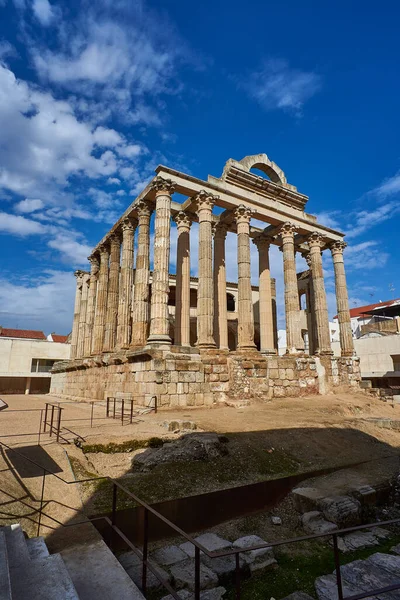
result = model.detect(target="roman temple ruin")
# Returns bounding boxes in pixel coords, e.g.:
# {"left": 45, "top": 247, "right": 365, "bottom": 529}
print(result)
{"left": 51, "top": 154, "right": 360, "bottom": 405}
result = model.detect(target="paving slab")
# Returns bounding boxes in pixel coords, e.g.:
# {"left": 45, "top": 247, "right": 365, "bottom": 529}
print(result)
{"left": 232, "top": 535, "right": 275, "bottom": 567}
{"left": 119, "top": 550, "right": 170, "bottom": 590}
{"left": 337, "top": 531, "right": 380, "bottom": 553}
{"left": 302, "top": 511, "right": 337, "bottom": 535}
{"left": 152, "top": 545, "right": 188, "bottom": 567}
{"left": 180, "top": 534, "right": 231, "bottom": 558}
{"left": 170, "top": 559, "right": 218, "bottom": 591}
{"left": 315, "top": 573, "right": 374, "bottom": 600}
{"left": 339, "top": 559, "right": 399, "bottom": 600}
{"left": 366, "top": 552, "right": 400, "bottom": 578}
{"left": 292, "top": 488, "right": 324, "bottom": 513}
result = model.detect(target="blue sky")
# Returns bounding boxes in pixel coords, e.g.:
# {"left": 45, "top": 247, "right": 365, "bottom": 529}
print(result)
{"left": 0, "top": 0, "right": 399, "bottom": 335}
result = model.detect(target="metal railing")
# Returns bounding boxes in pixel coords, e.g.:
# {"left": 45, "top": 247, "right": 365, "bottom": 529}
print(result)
{"left": 106, "top": 396, "right": 157, "bottom": 425}
{"left": 1, "top": 438, "right": 400, "bottom": 600}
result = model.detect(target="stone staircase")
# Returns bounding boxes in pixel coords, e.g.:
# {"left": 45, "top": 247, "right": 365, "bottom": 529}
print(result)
{"left": 0, "top": 523, "right": 145, "bottom": 600}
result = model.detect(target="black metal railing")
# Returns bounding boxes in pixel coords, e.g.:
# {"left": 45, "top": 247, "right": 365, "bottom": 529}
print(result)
{"left": 1, "top": 438, "right": 400, "bottom": 600}
{"left": 106, "top": 396, "right": 157, "bottom": 425}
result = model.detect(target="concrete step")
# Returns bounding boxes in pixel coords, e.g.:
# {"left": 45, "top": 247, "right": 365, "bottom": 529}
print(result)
{"left": 1, "top": 524, "right": 30, "bottom": 569}
{"left": 0, "top": 530, "right": 11, "bottom": 600}
{"left": 27, "top": 536, "right": 50, "bottom": 560}
{"left": 10, "top": 554, "right": 79, "bottom": 600}
{"left": 61, "top": 538, "right": 145, "bottom": 600}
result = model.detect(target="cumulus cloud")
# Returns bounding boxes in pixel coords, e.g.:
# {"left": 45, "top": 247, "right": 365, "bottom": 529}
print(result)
{"left": 0, "top": 212, "right": 47, "bottom": 235}
{"left": 15, "top": 198, "right": 44, "bottom": 213}
{"left": 244, "top": 59, "right": 321, "bottom": 114}
{"left": 32, "top": 0, "right": 56, "bottom": 25}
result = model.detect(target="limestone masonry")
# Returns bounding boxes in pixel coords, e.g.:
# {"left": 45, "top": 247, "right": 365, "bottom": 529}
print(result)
{"left": 51, "top": 153, "right": 360, "bottom": 405}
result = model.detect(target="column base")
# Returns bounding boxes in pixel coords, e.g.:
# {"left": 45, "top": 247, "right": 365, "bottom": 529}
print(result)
{"left": 341, "top": 351, "right": 356, "bottom": 357}
{"left": 237, "top": 344, "right": 257, "bottom": 351}
{"left": 260, "top": 348, "right": 277, "bottom": 355}
{"left": 316, "top": 350, "right": 334, "bottom": 356}
{"left": 147, "top": 334, "right": 171, "bottom": 347}
{"left": 197, "top": 343, "right": 216, "bottom": 349}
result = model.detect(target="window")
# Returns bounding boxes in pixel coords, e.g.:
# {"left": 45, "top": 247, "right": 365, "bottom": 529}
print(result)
{"left": 227, "top": 293, "right": 235, "bottom": 311}
{"left": 31, "top": 359, "right": 57, "bottom": 373}
{"left": 391, "top": 355, "right": 400, "bottom": 371}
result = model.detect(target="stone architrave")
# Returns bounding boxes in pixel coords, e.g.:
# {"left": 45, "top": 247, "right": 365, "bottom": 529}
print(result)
{"left": 76, "top": 272, "right": 90, "bottom": 358}
{"left": 92, "top": 245, "right": 109, "bottom": 354}
{"left": 195, "top": 191, "right": 217, "bottom": 348}
{"left": 84, "top": 255, "right": 99, "bottom": 357}
{"left": 279, "top": 222, "right": 304, "bottom": 353}
{"left": 70, "top": 270, "right": 84, "bottom": 359}
{"left": 253, "top": 235, "right": 276, "bottom": 354}
{"left": 234, "top": 205, "right": 256, "bottom": 350}
{"left": 213, "top": 223, "right": 229, "bottom": 350}
{"left": 103, "top": 234, "right": 121, "bottom": 352}
{"left": 173, "top": 211, "right": 192, "bottom": 346}
{"left": 330, "top": 241, "right": 354, "bottom": 356}
{"left": 306, "top": 232, "right": 332, "bottom": 354}
{"left": 131, "top": 200, "right": 152, "bottom": 347}
{"left": 147, "top": 177, "right": 175, "bottom": 346}
{"left": 117, "top": 218, "right": 137, "bottom": 349}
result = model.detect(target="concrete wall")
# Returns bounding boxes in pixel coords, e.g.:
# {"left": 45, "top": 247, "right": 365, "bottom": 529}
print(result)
{"left": 332, "top": 333, "right": 400, "bottom": 376}
{"left": 0, "top": 338, "right": 71, "bottom": 375}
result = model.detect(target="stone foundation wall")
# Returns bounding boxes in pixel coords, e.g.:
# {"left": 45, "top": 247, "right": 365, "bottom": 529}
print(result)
{"left": 50, "top": 347, "right": 361, "bottom": 406}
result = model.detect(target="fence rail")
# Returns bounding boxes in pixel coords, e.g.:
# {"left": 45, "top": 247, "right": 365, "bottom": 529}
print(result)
{"left": 1, "top": 438, "right": 400, "bottom": 600}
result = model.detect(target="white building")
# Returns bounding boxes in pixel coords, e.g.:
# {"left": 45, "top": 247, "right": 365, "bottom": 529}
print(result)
{"left": 333, "top": 298, "right": 400, "bottom": 339}
{"left": 0, "top": 328, "right": 70, "bottom": 394}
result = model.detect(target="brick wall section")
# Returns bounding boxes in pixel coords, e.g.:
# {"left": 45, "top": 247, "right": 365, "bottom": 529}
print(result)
{"left": 50, "top": 348, "right": 361, "bottom": 405}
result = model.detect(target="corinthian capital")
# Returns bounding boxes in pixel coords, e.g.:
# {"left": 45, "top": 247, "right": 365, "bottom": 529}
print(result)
{"left": 173, "top": 211, "right": 193, "bottom": 229}
{"left": 214, "top": 222, "right": 229, "bottom": 240}
{"left": 253, "top": 234, "right": 273, "bottom": 251}
{"left": 88, "top": 255, "right": 100, "bottom": 275}
{"left": 279, "top": 221, "right": 298, "bottom": 239}
{"left": 329, "top": 240, "right": 347, "bottom": 256}
{"left": 306, "top": 231, "right": 325, "bottom": 249}
{"left": 121, "top": 217, "right": 138, "bottom": 233}
{"left": 234, "top": 204, "right": 254, "bottom": 224}
{"left": 151, "top": 176, "right": 176, "bottom": 195}
{"left": 108, "top": 233, "right": 121, "bottom": 248}
{"left": 74, "top": 270, "right": 85, "bottom": 286}
{"left": 301, "top": 252, "right": 312, "bottom": 267}
{"left": 195, "top": 190, "right": 218, "bottom": 212}
{"left": 135, "top": 199, "right": 153, "bottom": 220}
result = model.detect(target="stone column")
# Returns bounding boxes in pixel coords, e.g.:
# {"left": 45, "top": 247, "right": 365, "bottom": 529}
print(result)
{"left": 70, "top": 270, "right": 84, "bottom": 359}
{"left": 173, "top": 211, "right": 192, "bottom": 346}
{"left": 103, "top": 234, "right": 121, "bottom": 352}
{"left": 85, "top": 255, "right": 99, "bottom": 356}
{"left": 148, "top": 177, "right": 175, "bottom": 346}
{"left": 302, "top": 252, "right": 317, "bottom": 355}
{"left": 76, "top": 272, "right": 90, "bottom": 358}
{"left": 131, "top": 201, "right": 152, "bottom": 347}
{"left": 92, "top": 245, "right": 109, "bottom": 354}
{"left": 330, "top": 240, "right": 354, "bottom": 356}
{"left": 117, "top": 218, "right": 137, "bottom": 349}
{"left": 196, "top": 190, "right": 217, "bottom": 348}
{"left": 306, "top": 232, "right": 332, "bottom": 354}
{"left": 280, "top": 222, "right": 304, "bottom": 353}
{"left": 253, "top": 235, "right": 276, "bottom": 354}
{"left": 213, "top": 223, "right": 229, "bottom": 349}
{"left": 234, "top": 205, "right": 256, "bottom": 350}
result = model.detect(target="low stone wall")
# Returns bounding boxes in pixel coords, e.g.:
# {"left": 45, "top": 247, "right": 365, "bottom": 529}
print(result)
{"left": 50, "top": 347, "right": 361, "bottom": 406}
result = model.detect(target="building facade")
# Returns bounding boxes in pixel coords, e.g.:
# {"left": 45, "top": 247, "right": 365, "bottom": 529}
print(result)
{"left": 51, "top": 154, "right": 360, "bottom": 405}
{"left": 0, "top": 328, "right": 70, "bottom": 394}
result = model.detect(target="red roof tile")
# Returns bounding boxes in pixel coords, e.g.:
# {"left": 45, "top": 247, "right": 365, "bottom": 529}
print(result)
{"left": 0, "top": 328, "right": 46, "bottom": 340}
{"left": 334, "top": 298, "right": 400, "bottom": 320}
{"left": 51, "top": 334, "right": 69, "bottom": 343}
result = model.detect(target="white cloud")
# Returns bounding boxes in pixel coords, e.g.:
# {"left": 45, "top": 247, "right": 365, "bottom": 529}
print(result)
{"left": 0, "top": 212, "right": 47, "bottom": 235}
{"left": 0, "top": 270, "right": 75, "bottom": 333}
{"left": 47, "top": 232, "right": 92, "bottom": 265}
{"left": 245, "top": 59, "right": 321, "bottom": 114}
{"left": 32, "top": 0, "right": 55, "bottom": 26}
{"left": 374, "top": 173, "right": 400, "bottom": 198}
{"left": 107, "top": 177, "right": 121, "bottom": 185}
{"left": 15, "top": 198, "right": 44, "bottom": 213}
{"left": 345, "top": 241, "right": 389, "bottom": 270}
{"left": 346, "top": 201, "right": 400, "bottom": 238}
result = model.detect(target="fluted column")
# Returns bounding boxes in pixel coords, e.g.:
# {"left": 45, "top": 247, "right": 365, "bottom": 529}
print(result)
{"left": 280, "top": 222, "right": 304, "bottom": 353}
{"left": 117, "top": 218, "right": 137, "bottom": 349}
{"left": 92, "top": 246, "right": 109, "bottom": 354}
{"left": 302, "top": 252, "right": 317, "bottom": 355}
{"left": 253, "top": 235, "right": 276, "bottom": 354}
{"left": 213, "top": 223, "right": 229, "bottom": 350}
{"left": 85, "top": 255, "right": 99, "bottom": 356}
{"left": 148, "top": 177, "right": 175, "bottom": 346}
{"left": 131, "top": 201, "right": 152, "bottom": 347}
{"left": 306, "top": 232, "right": 332, "bottom": 354}
{"left": 234, "top": 205, "right": 256, "bottom": 350}
{"left": 103, "top": 234, "right": 121, "bottom": 352}
{"left": 173, "top": 212, "right": 192, "bottom": 346}
{"left": 330, "top": 240, "right": 354, "bottom": 356}
{"left": 76, "top": 272, "right": 90, "bottom": 358}
{"left": 70, "top": 270, "right": 84, "bottom": 359}
{"left": 196, "top": 191, "right": 217, "bottom": 348}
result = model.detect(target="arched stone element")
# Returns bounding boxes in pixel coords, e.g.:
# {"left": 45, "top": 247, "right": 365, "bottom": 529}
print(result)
{"left": 218, "top": 153, "right": 291, "bottom": 186}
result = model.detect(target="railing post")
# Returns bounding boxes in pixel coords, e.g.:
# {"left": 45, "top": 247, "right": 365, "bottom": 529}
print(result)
{"left": 43, "top": 403, "right": 49, "bottom": 432}
{"left": 235, "top": 552, "right": 241, "bottom": 599}
{"left": 38, "top": 409, "right": 43, "bottom": 446}
{"left": 121, "top": 400, "right": 124, "bottom": 426}
{"left": 37, "top": 468, "right": 46, "bottom": 536}
{"left": 154, "top": 395, "right": 157, "bottom": 414}
{"left": 113, "top": 398, "right": 116, "bottom": 419}
{"left": 56, "top": 407, "right": 62, "bottom": 443}
{"left": 130, "top": 400, "right": 133, "bottom": 424}
{"left": 106, "top": 397, "right": 110, "bottom": 418}
{"left": 142, "top": 508, "right": 149, "bottom": 595}
{"left": 90, "top": 402, "right": 94, "bottom": 428}
{"left": 50, "top": 404, "right": 55, "bottom": 437}
{"left": 109, "top": 482, "right": 118, "bottom": 550}
{"left": 194, "top": 546, "right": 200, "bottom": 600}
{"left": 333, "top": 533, "right": 344, "bottom": 600}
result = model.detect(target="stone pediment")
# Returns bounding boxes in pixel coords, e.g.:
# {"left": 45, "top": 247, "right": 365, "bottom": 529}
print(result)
{"left": 210, "top": 153, "right": 307, "bottom": 210}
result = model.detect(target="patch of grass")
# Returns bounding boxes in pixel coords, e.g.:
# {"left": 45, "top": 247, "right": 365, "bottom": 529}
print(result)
{"left": 78, "top": 436, "right": 165, "bottom": 454}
